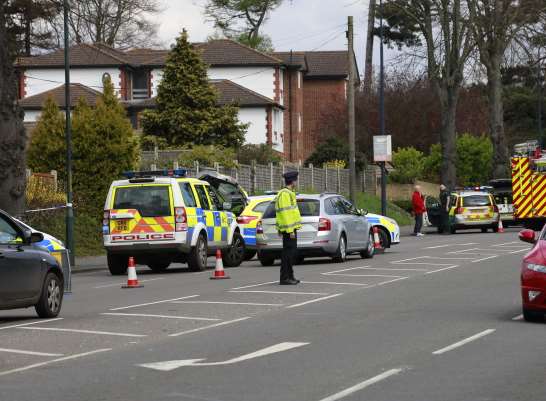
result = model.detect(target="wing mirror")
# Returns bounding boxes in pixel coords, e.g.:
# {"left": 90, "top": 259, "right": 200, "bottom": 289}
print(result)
{"left": 22, "top": 230, "right": 44, "bottom": 244}
{"left": 519, "top": 229, "right": 536, "bottom": 244}
{"left": 359, "top": 209, "right": 368, "bottom": 216}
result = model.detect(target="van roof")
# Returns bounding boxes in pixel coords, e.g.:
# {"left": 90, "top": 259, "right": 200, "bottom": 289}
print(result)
{"left": 110, "top": 177, "right": 209, "bottom": 186}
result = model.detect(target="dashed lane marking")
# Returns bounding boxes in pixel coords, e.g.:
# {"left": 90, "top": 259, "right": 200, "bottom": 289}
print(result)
{"left": 168, "top": 317, "right": 251, "bottom": 337}
{"left": 101, "top": 313, "right": 221, "bottom": 322}
{"left": 0, "top": 348, "right": 111, "bottom": 377}
{"left": 109, "top": 295, "right": 200, "bottom": 311}
{"left": 432, "top": 329, "right": 496, "bottom": 355}
{"left": 512, "top": 314, "right": 523, "bottom": 321}
{"left": 0, "top": 318, "right": 63, "bottom": 331}
{"left": 20, "top": 327, "right": 147, "bottom": 338}
{"left": 287, "top": 294, "right": 343, "bottom": 309}
{"left": 0, "top": 348, "right": 64, "bottom": 357}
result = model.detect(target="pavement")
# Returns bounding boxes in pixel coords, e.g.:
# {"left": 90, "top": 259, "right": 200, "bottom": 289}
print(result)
{"left": 0, "top": 227, "right": 539, "bottom": 401}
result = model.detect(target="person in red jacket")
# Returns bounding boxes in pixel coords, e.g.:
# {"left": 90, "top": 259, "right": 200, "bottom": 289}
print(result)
{"left": 412, "top": 185, "right": 426, "bottom": 236}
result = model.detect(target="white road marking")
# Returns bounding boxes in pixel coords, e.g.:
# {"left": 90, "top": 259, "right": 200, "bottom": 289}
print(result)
{"left": 317, "top": 368, "right": 405, "bottom": 401}
{"left": 138, "top": 342, "right": 309, "bottom": 370}
{"left": 491, "top": 241, "right": 520, "bottom": 247}
{"left": 471, "top": 255, "right": 499, "bottom": 263}
{"left": 346, "top": 267, "right": 429, "bottom": 272}
{"left": 448, "top": 248, "right": 499, "bottom": 255}
{"left": 0, "top": 348, "right": 64, "bottom": 357}
{"left": 377, "top": 277, "right": 409, "bottom": 286}
{"left": 109, "top": 294, "right": 200, "bottom": 311}
{"left": 0, "top": 348, "right": 111, "bottom": 377}
{"left": 424, "top": 256, "right": 477, "bottom": 260}
{"left": 101, "top": 313, "right": 220, "bottom": 321}
{"left": 510, "top": 248, "right": 529, "bottom": 254}
{"left": 0, "top": 318, "right": 63, "bottom": 331}
{"left": 94, "top": 277, "right": 164, "bottom": 289}
{"left": 424, "top": 243, "right": 477, "bottom": 249}
{"left": 287, "top": 294, "right": 343, "bottom": 309}
{"left": 230, "top": 281, "right": 278, "bottom": 290}
{"left": 432, "top": 329, "right": 496, "bottom": 355}
{"left": 512, "top": 314, "right": 523, "bottom": 321}
{"left": 173, "top": 301, "right": 284, "bottom": 306}
{"left": 301, "top": 281, "right": 370, "bottom": 286}
{"left": 230, "top": 290, "right": 330, "bottom": 295}
{"left": 20, "top": 327, "right": 147, "bottom": 338}
{"left": 169, "top": 317, "right": 251, "bottom": 337}
{"left": 322, "top": 266, "right": 370, "bottom": 275}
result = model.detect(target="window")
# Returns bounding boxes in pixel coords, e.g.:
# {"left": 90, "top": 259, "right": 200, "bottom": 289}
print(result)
{"left": 297, "top": 199, "right": 320, "bottom": 216}
{"left": 194, "top": 185, "right": 212, "bottom": 210}
{"left": 0, "top": 216, "right": 20, "bottom": 244}
{"left": 252, "top": 201, "right": 271, "bottom": 214}
{"left": 113, "top": 186, "right": 171, "bottom": 217}
{"left": 132, "top": 69, "right": 149, "bottom": 99}
{"left": 462, "top": 195, "right": 492, "bottom": 207}
{"left": 327, "top": 197, "right": 348, "bottom": 215}
{"left": 207, "top": 187, "right": 223, "bottom": 211}
{"left": 179, "top": 183, "right": 197, "bottom": 207}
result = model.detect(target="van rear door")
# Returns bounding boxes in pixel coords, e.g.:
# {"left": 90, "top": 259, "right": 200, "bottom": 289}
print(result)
{"left": 109, "top": 184, "right": 175, "bottom": 242}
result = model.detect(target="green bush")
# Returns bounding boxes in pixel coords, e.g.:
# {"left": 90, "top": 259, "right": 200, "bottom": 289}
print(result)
{"left": 456, "top": 133, "right": 493, "bottom": 186}
{"left": 305, "top": 136, "right": 367, "bottom": 171}
{"left": 179, "top": 145, "right": 237, "bottom": 168}
{"left": 423, "top": 143, "right": 442, "bottom": 182}
{"left": 389, "top": 147, "right": 425, "bottom": 184}
{"left": 354, "top": 192, "right": 413, "bottom": 226}
{"left": 237, "top": 144, "right": 281, "bottom": 165}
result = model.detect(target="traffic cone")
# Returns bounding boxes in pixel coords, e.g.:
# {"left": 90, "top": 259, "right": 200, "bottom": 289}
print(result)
{"left": 122, "top": 257, "right": 144, "bottom": 288}
{"left": 498, "top": 218, "right": 505, "bottom": 233}
{"left": 211, "top": 249, "right": 230, "bottom": 280}
{"left": 373, "top": 226, "right": 382, "bottom": 249}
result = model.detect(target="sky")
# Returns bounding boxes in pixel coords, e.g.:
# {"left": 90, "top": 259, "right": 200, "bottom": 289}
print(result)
{"left": 156, "top": 0, "right": 376, "bottom": 74}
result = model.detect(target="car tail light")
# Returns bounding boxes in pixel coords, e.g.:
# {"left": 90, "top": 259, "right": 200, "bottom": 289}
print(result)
{"left": 318, "top": 218, "right": 332, "bottom": 232}
{"left": 175, "top": 207, "right": 188, "bottom": 232}
{"left": 456, "top": 207, "right": 464, "bottom": 214}
{"left": 256, "top": 221, "right": 263, "bottom": 234}
{"left": 102, "top": 210, "right": 110, "bottom": 234}
{"left": 237, "top": 215, "right": 258, "bottom": 225}
{"left": 493, "top": 205, "right": 499, "bottom": 213}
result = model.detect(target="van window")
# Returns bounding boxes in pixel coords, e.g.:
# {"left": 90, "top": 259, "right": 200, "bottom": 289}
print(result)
{"left": 194, "top": 185, "right": 212, "bottom": 210}
{"left": 179, "top": 183, "right": 197, "bottom": 207}
{"left": 113, "top": 185, "right": 171, "bottom": 217}
{"left": 462, "top": 195, "right": 492, "bottom": 207}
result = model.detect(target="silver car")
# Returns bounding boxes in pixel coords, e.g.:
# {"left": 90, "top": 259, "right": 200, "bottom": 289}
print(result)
{"left": 256, "top": 194, "right": 375, "bottom": 266}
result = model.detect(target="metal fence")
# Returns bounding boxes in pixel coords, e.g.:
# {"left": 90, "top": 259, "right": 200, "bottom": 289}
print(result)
{"left": 141, "top": 150, "right": 379, "bottom": 195}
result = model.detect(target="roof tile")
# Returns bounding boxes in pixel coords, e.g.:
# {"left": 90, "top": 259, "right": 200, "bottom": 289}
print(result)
{"left": 19, "top": 83, "right": 102, "bottom": 109}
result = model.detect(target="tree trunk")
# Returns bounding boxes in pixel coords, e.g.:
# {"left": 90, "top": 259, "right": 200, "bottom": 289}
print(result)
{"left": 0, "top": 4, "right": 27, "bottom": 215}
{"left": 363, "top": 0, "right": 376, "bottom": 96}
{"left": 488, "top": 53, "right": 508, "bottom": 179}
{"left": 438, "top": 86, "right": 459, "bottom": 188}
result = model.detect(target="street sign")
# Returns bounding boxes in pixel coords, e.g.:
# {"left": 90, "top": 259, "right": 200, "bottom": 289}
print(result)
{"left": 373, "top": 135, "right": 392, "bottom": 162}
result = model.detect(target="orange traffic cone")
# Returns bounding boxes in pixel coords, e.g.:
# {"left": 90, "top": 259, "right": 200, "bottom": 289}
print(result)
{"left": 373, "top": 226, "right": 382, "bottom": 249}
{"left": 211, "top": 249, "right": 230, "bottom": 280}
{"left": 498, "top": 218, "right": 505, "bottom": 233}
{"left": 122, "top": 257, "right": 144, "bottom": 288}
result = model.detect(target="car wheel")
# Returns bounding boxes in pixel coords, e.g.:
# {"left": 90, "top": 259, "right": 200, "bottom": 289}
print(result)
{"left": 107, "top": 253, "right": 128, "bottom": 276}
{"left": 244, "top": 250, "right": 257, "bottom": 261}
{"left": 332, "top": 234, "right": 347, "bottom": 263}
{"left": 258, "top": 252, "right": 275, "bottom": 267}
{"left": 361, "top": 231, "right": 375, "bottom": 259}
{"left": 147, "top": 262, "right": 171, "bottom": 272}
{"left": 377, "top": 227, "right": 390, "bottom": 250}
{"left": 223, "top": 231, "right": 245, "bottom": 267}
{"left": 481, "top": 228, "right": 488, "bottom": 233}
{"left": 523, "top": 308, "right": 543, "bottom": 322}
{"left": 188, "top": 233, "right": 208, "bottom": 272}
{"left": 35, "top": 272, "right": 63, "bottom": 318}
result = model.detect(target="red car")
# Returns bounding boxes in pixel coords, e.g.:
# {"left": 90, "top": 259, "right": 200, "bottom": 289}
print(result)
{"left": 519, "top": 228, "right": 546, "bottom": 321}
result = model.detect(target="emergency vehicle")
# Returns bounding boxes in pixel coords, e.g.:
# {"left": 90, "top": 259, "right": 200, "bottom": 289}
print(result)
{"left": 512, "top": 140, "right": 546, "bottom": 230}
{"left": 103, "top": 169, "right": 248, "bottom": 275}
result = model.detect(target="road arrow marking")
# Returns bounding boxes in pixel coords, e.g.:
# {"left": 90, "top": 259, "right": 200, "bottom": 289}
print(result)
{"left": 138, "top": 342, "right": 309, "bottom": 371}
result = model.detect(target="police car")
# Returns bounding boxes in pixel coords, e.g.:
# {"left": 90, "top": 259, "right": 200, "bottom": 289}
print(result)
{"left": 103, "top": 169, "right": 248, "bottom": 275}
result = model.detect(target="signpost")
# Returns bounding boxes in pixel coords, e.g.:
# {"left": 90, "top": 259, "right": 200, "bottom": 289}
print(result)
{"left": 373, "top": 135, "right": 392, "bottom": 216}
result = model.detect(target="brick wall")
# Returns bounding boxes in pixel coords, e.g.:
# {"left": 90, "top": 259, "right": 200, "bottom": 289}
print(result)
{"left": 282, "top": 68, "right": 304, "bottom": 163}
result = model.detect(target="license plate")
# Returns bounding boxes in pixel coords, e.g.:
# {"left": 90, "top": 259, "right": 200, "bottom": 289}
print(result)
{"left": 116, "top": 220, "right": 129, "bottom": 231}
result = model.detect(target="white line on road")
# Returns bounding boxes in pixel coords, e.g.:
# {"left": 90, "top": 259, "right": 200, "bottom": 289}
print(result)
{"left": 20, "top": 327, "right": 147, "bottom": 338}
{"left": 432, "top": 329, "right": 496, "bottom": 355}
{"left": 301, "top": 281, "right": 370, "bottom": 286}
{"left": 424, "top": 243, "right": 477, "bottom": 249}
{"left": 0, "top": 318, "right": 63, "bottom": 331}
{"left": 425, "top": 265, "right": 459, "bottom": 274}
{"left": 173, "top": 301, "right": 284, "bottom": 306}
{"left": 510, "top": 248, "right": 529, "bottom": 254}
{"left": 230, "top": 290, "right": 330, "bottom": 295}
{"left": 0, "top": 348, "right": 64, "bottom": 357}
{"left": 491, "top": 241, "right": 520, "bottom": 247}
{"left": 322, "top": 266, "right": 370, "bottom": 275}
{"left": 377, "top": 277, "right": 409, "bottom": 286}
{"left": 287, "top": 294, "right": 343, "bottom": 309}
{"left": 109, "top": 294, "right": 200, "bottom": 311}
{"left": 317, "top": 368, "right": 405, "bottom": 401}
{"left": 230, "top": 281, "right": 278, "bottom": 290}
{"left": 347, "top": 267, "right": 430, "bottom": 272}
{"left": 94, "top": 277, "right": 165, "bottom": 289}
{"left": 169, "top": 317, "right": 251, "bottom": 337}
{"left": 512, "top": 314, "right": 523, "bottom": 321}
{"left": 0, "top": 348, "right": 111, "bottom": 377}
{"left": 471, "top": 255, "right": 499, "bottom": 263}
{"left": 101, "top": 313, "right": 221, "bottom": 321}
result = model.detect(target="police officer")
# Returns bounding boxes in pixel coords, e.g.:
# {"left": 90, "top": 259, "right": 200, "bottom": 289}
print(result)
{"left": 275, "top": 171, "right": 302, "bottom": 285}
{"left": 438, "top": 184, "right": 450, "bottom": 234}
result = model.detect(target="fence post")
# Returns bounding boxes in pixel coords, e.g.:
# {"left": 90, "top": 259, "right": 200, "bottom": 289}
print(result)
{"left": 323, "top": 164, "right": 328, "bottom": 192}
{"left": 50, "top": 170, "right": 58, "bottom": 192}
{"left": 270, "top": 162, "right": 274, "bottom": 191}
{"left": 153, "top": 145, "right": 159, "bottom": 169}
{"left": 215, "top": 162, "right": 220, "bottom": 173}
{"left": 337, "top": 166, "right": 341, "bottom": 194}
{"left": 151, "top": 163, "right": 157, "bottom": 170}
{"left": 173, "top": 161, "right": 179, "bottom": 170}
{"left": 309, "top": 164, "right": 314, "bottom": 191}
{"left": 195, "top": 160, "right": 200, "bottom": 175}
{"left": 251, "top": 160, "right": 257, "bottom": 195}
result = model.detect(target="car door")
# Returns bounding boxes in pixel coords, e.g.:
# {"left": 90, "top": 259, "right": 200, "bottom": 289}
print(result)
{"left": 425, "top": 196, "right": 442, "bottom": 227}
{"left": 193, "top": 184, "right": 219, "bottom": 248}
{"left": 330, "top": 197, "right": 356, "bottom": 250}
{"left": 340, "top": 197, "right": 367, "bottom": 249}
{"left": 0, "top": 214, "right": 44, "bottom": 302}
{"left": 199, "top": 172, "right": 248, "bottom": 216}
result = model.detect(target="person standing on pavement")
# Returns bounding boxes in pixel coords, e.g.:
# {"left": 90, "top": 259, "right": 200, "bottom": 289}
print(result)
{"left": 412, "top": 185, "right": 426, "bottom": 236}
{"left": 438, "top": 184, "right": 450, "bottom": 234}
{"left": 275, "top": 171, "right": 302, "bottom": 285}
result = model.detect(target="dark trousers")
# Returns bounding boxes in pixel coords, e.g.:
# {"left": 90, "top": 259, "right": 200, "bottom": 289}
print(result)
{"left": 280, "top": 232, "right": 297, "bottom": 282}
{"left": 439, "top": 211, "right": 450, "bottom": 233}
{"left": 414, "top": 214, "right": 423, "bottom": 234}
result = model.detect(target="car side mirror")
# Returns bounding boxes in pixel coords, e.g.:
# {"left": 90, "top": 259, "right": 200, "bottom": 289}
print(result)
{"left": 359, "top": 209, "right": 368, "bottom": 216}
{"left": 519, "top": 229, "right": 536, "bottom": 244}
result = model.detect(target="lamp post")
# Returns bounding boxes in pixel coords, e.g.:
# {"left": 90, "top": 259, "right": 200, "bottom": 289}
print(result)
{"left": 379, "top": 0, "right": 387, "bottom": 216}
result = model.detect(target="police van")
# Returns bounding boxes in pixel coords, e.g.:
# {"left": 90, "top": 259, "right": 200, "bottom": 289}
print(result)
{"left": 103, "top": 169, "right": 248, "bottom": 275}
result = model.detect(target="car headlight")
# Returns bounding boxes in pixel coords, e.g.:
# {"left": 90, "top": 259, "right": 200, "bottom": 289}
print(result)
{"left": 526, "top": 263, "right": 546, "bottom": 273}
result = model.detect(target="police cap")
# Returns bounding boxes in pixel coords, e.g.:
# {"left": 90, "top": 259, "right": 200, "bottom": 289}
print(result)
{"left": 283, "top": 171, "right": 299, "bottom": 184}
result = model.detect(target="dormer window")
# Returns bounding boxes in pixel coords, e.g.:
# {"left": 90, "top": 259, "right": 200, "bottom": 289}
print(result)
{"left": 133, "top": 69, "right": 150, "bottom": 99}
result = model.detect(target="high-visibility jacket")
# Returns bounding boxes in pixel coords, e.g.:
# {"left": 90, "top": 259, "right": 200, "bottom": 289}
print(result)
{"left": 275, "top": 187, "right": 302, "bottom": 234}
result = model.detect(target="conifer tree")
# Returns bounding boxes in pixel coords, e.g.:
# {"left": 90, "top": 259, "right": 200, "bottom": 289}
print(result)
{"left": 142, "top": 30, "right": 246, "bottom": 147}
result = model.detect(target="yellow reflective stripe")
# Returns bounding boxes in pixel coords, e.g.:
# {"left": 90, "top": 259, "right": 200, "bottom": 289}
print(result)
{"left": 277, "top": 221, "right": 303, "bottom": 230}
{"left": 277, "top": 205, "right": 298, "bottom": 212}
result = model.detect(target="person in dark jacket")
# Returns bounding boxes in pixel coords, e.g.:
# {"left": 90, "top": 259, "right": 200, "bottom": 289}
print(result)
{"left": 412, "top": 185, "right": 426, "bottom": 236}
{"left": 438, "top": 184, "right": 451, "bottom": 234}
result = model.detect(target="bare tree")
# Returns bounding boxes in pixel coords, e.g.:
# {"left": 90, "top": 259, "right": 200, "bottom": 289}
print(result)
{"left": 364, "top": 0, "right": 376, "bottom": 95}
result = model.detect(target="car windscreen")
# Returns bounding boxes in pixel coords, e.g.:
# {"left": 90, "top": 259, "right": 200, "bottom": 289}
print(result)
{"left": 252, "top": 201, "right": 271, "bottom": 214}
{"left": 462, "top": 195, "right": 492, "bottom": 207}
{"left": 113, "top": 185, "right": 171, "bottom": 217}
{"left": 262, "top": 199, "right": 320, "bottom": 218}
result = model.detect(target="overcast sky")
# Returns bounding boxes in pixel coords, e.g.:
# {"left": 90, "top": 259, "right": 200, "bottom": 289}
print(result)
{"left": 156, "top": 0, "right": 376, "bottom": 73}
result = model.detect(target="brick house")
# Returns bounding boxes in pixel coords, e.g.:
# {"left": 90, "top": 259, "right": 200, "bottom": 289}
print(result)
{"left": 16, "top": 40, "right": 354, "bottom": 163}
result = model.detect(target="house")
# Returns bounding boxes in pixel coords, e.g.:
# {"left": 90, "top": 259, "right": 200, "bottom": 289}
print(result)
{"left": 15, "top": 40, "right": 354, "bottom": 163}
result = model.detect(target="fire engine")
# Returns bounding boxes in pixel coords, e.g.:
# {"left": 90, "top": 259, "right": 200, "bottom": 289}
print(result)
{"left": 512, "top": 140, "right": 546, "bottom": 230}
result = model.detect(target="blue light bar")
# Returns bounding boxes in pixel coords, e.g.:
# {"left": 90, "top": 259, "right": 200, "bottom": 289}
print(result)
{"left": 122, "top": 169, "right": 187, "bottom": 179}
